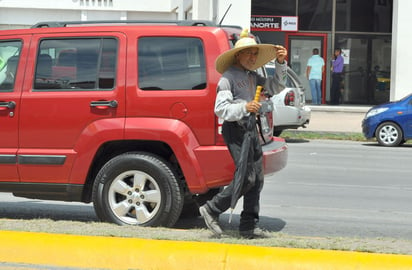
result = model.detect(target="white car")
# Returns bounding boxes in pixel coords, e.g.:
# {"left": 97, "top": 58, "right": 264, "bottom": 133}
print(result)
{"left": 264, "top": 62, "right": 311, "bottom": 136}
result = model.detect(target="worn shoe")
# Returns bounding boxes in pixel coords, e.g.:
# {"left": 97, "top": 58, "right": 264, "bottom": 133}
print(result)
{"left": 239, "top": 227, "right": 270, "bottom": 239}
{"left": 199, "top": 205, "right": 223, "bottom": 237}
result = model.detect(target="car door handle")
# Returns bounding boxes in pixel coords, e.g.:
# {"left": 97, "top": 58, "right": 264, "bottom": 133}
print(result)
{"left": 90, "top": 100, "right": 118, "bottom": 108}
{"left": 0, "top": 101, "right": 16, "bottom": 109}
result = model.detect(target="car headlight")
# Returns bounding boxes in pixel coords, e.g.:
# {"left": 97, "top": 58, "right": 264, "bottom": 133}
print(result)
{"left": 365, "top": 107, "right": 389, "bottom": 118}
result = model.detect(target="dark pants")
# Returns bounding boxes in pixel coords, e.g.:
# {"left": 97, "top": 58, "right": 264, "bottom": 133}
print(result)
{"left": 206, "top": 120, "right": 264, "bottom": 231}
{"left": 331, "top": 73, "right": 342, "bottom": 105}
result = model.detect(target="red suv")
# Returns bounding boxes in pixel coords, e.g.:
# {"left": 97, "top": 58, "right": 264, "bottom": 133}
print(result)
{"left": 0, "top": 20, "right": 287, "bottom": 227}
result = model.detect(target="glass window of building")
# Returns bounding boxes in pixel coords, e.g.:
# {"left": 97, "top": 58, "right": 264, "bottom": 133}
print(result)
{"left": 298, "top": 0, "right": 332, "bottom": 31}
{"left": 252, "top": 0, "right": 295, "bottom": 16}
{"left": 336, "top": 0, "right": 392, "bottom": 32}
{"left": 335, "top": 34, "right": 391, "bottom": 104}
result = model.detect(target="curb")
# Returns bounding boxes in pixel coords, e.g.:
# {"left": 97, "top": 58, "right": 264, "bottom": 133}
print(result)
{"left": 1, "top": 231, "right": 412, "bottom": 269}
{"left": 308, "top": 105, "right": 371, "bottom": 113}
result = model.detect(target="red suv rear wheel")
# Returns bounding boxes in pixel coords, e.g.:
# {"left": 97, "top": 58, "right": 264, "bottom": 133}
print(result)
{"left": 92, "top": 152, "right": 184, "bottom": 227}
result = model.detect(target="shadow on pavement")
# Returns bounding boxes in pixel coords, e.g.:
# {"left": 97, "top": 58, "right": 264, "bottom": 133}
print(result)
{"left": 175, "top": 213, "right": 286, "bottom": 234}
{"left": 362, "top": 142, "right": 412, "bottom": 148}
{"left": 284, "top": 138, "right": 310, "bottom": 143}
{"left": 0, "top": 200, "right": 97, "bottom": 222}
{"left": 0, "top": 199, "right": 287, "bottom": 235}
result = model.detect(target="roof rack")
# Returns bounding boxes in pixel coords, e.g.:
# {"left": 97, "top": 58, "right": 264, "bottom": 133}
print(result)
{"left": 220, "top": 25, "right": 242, "bottom": 30}
{"left": 31, "top": 20, "right": 217, "bottom": 28}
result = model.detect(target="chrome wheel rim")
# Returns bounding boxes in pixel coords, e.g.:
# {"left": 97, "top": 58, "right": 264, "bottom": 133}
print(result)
{"left": 378, "top": 125, "right": 398, "bottom": 145}
{"left": 108, "top": 170, "right": 161, "bottom": 225}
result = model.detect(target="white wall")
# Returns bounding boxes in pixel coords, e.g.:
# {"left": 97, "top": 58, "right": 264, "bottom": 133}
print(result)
{"left": 0, "top": 0, "right": 251, "bottom": 28}
{"left": 390, "top": 0, "right": 411, "bottom": 100}
{"left": 192, "top": 0, "right": 213, "bottom": 21}
{"left": 0, "top": 8, "right": 81, "bottom": 25}
{"left": 0, "top": 0, "right": 185, "bottom": 28}
{"left": 217, "top": 0, "right": 251, "bottom": 29}
{"left": 0, "top": 0, "right": 174, "bottom": 11}
{"left": 191, "top": 0, "right": 250, "bottom": 28}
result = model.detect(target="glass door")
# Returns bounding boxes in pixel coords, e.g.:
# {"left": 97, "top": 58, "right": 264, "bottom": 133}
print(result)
{"left": 335, "top": 34, "right": 392, "bottom": 104}
{"left": 286, "top": 33, "right": 327, "bottom": 104}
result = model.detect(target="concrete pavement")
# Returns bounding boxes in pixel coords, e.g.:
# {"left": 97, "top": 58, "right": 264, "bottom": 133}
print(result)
{"left": 301, "top": 105, "right": 371, "bottom": 133}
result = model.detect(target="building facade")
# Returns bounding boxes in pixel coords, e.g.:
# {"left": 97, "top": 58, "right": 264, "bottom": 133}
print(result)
{"left": 252, "top": 0, "right": 393, "bottom": 105}
{"left": 0, "top": 0, "right": 408, "bottom": 105}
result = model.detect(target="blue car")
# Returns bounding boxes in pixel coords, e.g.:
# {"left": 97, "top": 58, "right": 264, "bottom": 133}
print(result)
{"left": 362, "top": 93, "right": 412, "bottom": 146}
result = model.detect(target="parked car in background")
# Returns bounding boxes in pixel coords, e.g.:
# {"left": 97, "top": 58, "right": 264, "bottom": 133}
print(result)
{"left": 362, "top": 93, "right": 412, "bottom": 146}
{"left": 264, "top": 61, "right": 311, "bottom": 136}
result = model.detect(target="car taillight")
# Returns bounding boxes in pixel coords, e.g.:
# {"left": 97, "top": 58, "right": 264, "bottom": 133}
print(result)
{"left": 284, "top": 90, "right": 295, "bottom": 106}
{"left": 215, "top": 116, "right": 226, "bottom": 145}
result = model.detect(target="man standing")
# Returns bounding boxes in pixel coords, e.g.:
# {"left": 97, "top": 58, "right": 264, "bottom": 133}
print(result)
{"left": 306, "top": 48, "right": 324, "bottom": 105}
{"left": 330, "top": 48, "right": 344, "bottom": 105}
{"left": 199, "top": 30, "right": 287, "bottom": 239}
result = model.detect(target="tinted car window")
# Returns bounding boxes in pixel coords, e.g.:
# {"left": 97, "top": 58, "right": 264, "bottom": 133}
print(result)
{"left": 0, "top": 40, "right": 22, "bottom": 92}
{"left": 34, "top": 38, "right": 117, "bottom": 91}
{"left": 138, "top": 37, "right": 206, "bottom": 90}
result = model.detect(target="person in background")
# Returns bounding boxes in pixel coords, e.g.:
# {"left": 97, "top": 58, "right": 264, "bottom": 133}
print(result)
{"left": 199, "top": 29, "right": 287, "bottom": 239}
{"left": 306, "top": 48, "right": 324, "bottom": 105}
{"left": 330, "top": 48, "right": 344, "bottom": 105}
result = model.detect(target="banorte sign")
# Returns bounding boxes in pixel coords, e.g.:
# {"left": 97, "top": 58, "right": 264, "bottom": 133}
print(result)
{"left": 251, "top": 16, "right": 298, "bottom": 32}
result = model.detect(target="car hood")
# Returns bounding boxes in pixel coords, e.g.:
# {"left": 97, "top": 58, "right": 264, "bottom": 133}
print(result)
{"left": 371, "top": 101, "right": 396, "bottom": 110}
{"left": 367, "top": 94, "right": 412, "bottom": 115}
{"left": 369, "top": 100, "right": 396, "bottom": 111}
{"left": 371, "top": 93, "right": 412, "bottom": 110}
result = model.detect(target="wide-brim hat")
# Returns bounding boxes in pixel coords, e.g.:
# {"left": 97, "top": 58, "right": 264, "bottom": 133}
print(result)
{"left": 215, "top": 36, "right": 277, "bottom": 74}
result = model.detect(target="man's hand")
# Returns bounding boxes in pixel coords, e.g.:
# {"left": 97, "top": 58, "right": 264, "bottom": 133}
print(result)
{"left": 274, "top": 45, "right": 287, "bottom": 64}
{"left": 246, "top": 100, "right": 262, "bottom": 114}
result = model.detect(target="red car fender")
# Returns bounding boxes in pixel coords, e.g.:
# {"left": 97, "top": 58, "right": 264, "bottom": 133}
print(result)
{"left": 123, "top": 117, "right": 208, "bottom": 192}
{"left": 69, "top": 118, "right": 126, "bottom": 184}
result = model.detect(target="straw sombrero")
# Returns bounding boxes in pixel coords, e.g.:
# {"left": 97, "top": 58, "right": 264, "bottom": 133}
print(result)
{"left": 215, "top": 29, "right": 277, "bottom": 74}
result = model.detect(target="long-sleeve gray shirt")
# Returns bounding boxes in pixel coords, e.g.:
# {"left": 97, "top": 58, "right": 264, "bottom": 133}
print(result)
{"left": 214, "top": 61, "right": 287, "bottom": 122}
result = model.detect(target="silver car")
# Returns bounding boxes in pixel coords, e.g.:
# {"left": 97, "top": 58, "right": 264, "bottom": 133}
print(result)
{"left": 264, "top": 62, "right": 311, "bottom": 136}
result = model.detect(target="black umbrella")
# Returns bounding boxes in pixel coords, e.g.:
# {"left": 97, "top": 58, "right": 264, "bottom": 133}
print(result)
{"left": 229, "top": 86, "right": 262, "bottom": 223}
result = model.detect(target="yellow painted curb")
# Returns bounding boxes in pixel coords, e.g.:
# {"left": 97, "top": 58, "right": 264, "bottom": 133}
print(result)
{"left": 1, "top": 230, "right": 412, "bottom": 269}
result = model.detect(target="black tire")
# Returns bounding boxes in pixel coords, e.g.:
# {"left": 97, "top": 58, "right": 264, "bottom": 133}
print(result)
{"left": 92, "top": 152, "right": 183, "bottom": 227}
{"left": 375, "top": 122, "right": 403, "bottom": 147}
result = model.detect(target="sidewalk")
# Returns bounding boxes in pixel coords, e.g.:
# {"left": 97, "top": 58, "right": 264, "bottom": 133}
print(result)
{"left": 302, "top": 105, "right": 371, "bottom": 133}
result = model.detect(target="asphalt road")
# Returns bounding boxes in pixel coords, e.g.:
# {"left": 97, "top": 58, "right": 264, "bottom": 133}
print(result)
{"left": 0, "top": 139, "right": 411, "bottom": 241}
{"left": 258, "top": 139, "right": 412, "bottom": 239}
